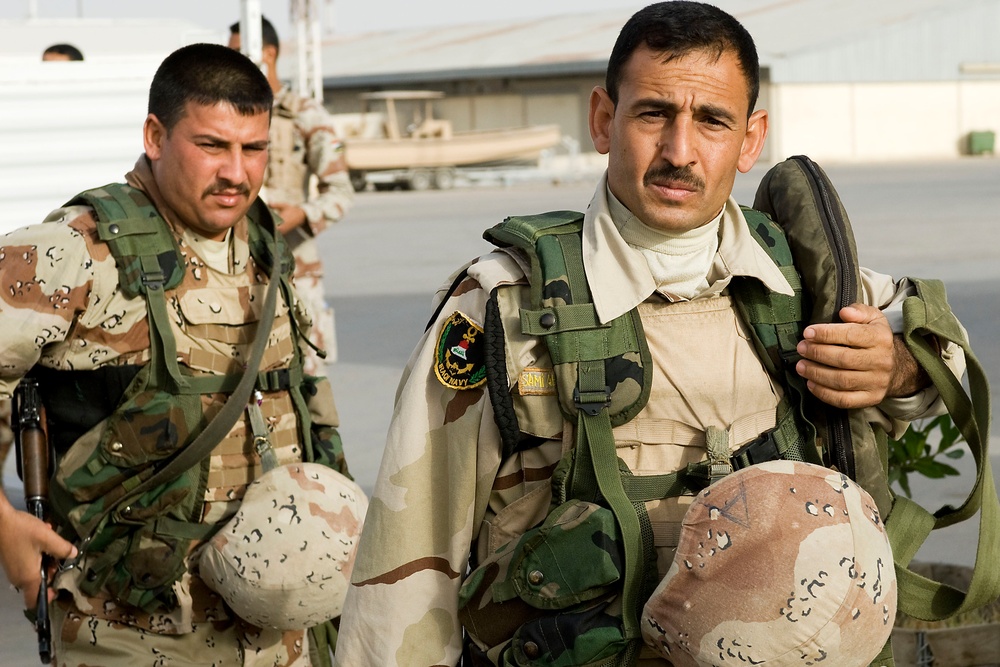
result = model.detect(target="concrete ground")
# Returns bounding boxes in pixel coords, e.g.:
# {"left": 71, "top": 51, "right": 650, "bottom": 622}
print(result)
{"left": 3, "top": 157, "right": 1000, "bottom": 665}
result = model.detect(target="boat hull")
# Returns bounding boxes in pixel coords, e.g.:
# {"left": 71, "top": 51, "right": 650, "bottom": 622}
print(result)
{"left": 344, "top": 124, "right": 562, "bottom": 171}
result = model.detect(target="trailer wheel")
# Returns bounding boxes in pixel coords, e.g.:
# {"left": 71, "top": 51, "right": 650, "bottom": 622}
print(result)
{"left": 407, "top": 169, "right": 433, "bottom": 192}
{"left": 349, "top": 171, "right": 368, "bottom": 192}
{"left": 433, "top": 167, "right": 456, "bottom": 190}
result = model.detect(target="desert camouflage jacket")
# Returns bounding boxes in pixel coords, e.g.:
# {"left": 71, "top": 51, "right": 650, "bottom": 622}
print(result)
{"left": 0, "top": 156, "right": 344, "bottom": 633}
{"left": 334, "top": 177, "right": 963, "bottom": 666}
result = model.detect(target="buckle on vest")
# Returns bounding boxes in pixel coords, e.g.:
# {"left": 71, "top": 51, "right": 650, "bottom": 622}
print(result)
{"left": 259, "top": 368, "right": 292, "bottom": 391}
{"left": 730, "top": 430, "right": 781, "bottom": 470}
{"left": 141, "top": 272, "right": 165, "bottom": 291}
{"left": 573, "top": 386, "right": 611, "bottom": 416}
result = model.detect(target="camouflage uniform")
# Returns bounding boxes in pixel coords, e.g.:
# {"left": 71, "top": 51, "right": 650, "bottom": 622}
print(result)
{"left": 0, "top": 157, "right": 343, "bottom": 666}
{"left": 263, "top": 86, "right": 354, "bottom": 375}
{"left": 334, "top": 175, "right": 963, "bottom": 666}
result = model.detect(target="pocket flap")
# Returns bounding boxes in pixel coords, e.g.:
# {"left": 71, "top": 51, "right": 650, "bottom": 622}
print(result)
{"left": 508, "top": 500, "right": 623, "bottom": 610}
{"left": 178, "top": 285, "right": 266, "bottom": 326}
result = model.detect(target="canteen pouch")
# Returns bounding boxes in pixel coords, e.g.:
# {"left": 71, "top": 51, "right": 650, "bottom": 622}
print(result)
{"left": 459, "top": 499, "right": 628, "bottom": 666}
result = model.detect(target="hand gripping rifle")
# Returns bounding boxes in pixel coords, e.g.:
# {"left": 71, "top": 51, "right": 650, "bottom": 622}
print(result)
{"left": 12, "top": 377, "right": 52, "bottom": 664}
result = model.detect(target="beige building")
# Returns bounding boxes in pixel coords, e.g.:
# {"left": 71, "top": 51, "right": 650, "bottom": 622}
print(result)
{"left": 301, "top": 1, "right": 1000, "bottom": 164}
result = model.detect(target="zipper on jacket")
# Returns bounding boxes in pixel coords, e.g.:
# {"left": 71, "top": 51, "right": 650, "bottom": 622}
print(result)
{"left": 791, "top": 155, "right": 858, "bottom": 480}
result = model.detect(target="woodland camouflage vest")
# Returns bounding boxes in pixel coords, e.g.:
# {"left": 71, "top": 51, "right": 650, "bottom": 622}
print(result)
{"left": 43, "top": 184, "right": 348, "bottom": 612}
{"left": 458, "top": 156, "right": 999, "bottom": 667}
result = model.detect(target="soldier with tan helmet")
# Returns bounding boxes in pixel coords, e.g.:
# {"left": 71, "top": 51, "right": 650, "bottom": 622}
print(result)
{"left": 229, "top": 16, "right": 355, "bottom": 377}
{"left": 0, "top": 43, "right": 362, "bottom": 666}
{"left": 334, "top": 2, "right": 972, "bottom": 666}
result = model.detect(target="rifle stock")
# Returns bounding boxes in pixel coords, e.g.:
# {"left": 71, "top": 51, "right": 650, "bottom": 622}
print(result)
{"left": 13, "top": 377, "right": 52, "bottom": 665}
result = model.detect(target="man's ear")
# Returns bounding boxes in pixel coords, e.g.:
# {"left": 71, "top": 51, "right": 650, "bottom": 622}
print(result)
{"left": 262, "top": 44, "right": 278, "bottom": 67}
{"left": 737, "top": 109, "right": 768, "bottom": 173}
{"left": 589, "top": 86, "right": 615, "bottom": 155}
{"left": 143, "top": 113, "right": 166, "bottom": 160}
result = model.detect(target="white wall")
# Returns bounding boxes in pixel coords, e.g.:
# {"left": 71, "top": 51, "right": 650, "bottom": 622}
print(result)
{"left": 0, "top": 57, "right": 160, "bottom": 235}
{"left": 769, "top": 80, "right": 1000, "bottom": 162}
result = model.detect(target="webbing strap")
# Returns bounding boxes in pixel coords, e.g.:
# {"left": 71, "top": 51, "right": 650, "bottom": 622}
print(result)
{"left": 521, "top": 304, "right": 606, "bottom": 335}
{"left": 622, "top": 471, "right": 691, "bottom": 503}
{"left": 579, "top": 409, "right": 644, "bottom": 643}
{"left": 569, "top": 357, "right": 647, "bottom": 654}
{"left": 621, "top": 406, "right": 800, "bottom": 503}
{"left": 152, "top": 515, "right": 217, "bottom": 541}
{"left": 558, "top": 232, "right": 587, "bottom": 300}
{"left": 884, "top": 495, "right": 936, "bottom": 568}
{"left": 891, "top": 278, "right": 999, "bottom": 620}
{"left": 144, "top": 278, "right": 189, "bottom": 391}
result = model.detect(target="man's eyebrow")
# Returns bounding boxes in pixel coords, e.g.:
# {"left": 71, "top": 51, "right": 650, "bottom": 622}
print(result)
{"left": 695, "top": 103, "right": 738, "bottom": 125}
{"left": 628, "top": 98, "right": 738, "bottom": 125}
{"left": 631, "top": 97, "right": 680, "bottom": 112}
{"left": 192, "top": 133, "right": 229, "bottom": 145}
{"left": 192, "top": 134, "right": 268, "bottom": 149}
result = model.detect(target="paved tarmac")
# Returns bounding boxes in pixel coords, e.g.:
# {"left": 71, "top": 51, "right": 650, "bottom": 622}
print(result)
{"left": 3, "top": 157, "right": 1000, "bottom": 664}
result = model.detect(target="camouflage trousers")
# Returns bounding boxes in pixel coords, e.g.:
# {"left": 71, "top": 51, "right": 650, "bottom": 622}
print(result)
{"left": 52, "top": 602, "right": 310, "bottom": 667}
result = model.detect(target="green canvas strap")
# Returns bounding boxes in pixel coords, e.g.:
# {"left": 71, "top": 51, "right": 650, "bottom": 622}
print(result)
{"left": 573, "top": 372, "right": 652, "bottom": 660}
{"left": 84, "top": 185, "right": 191, "bottom": 392}
{"left": 889, "top": 278, "right": 999, "bottom": 620}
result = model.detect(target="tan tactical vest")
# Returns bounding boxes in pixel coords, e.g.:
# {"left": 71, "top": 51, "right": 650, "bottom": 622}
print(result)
{"left": 265, "top": 92, "right": 309, "bottom": 207}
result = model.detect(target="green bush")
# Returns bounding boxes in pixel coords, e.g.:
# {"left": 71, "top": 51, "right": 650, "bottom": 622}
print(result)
{"left": 888, "top": 414, "right": 965, "bottom": 498}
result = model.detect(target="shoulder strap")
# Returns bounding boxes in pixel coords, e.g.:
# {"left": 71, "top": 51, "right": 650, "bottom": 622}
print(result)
{"left": 735, "top": 207, "right": 806, "bottom": 376}
{"left": 731, "top": 207, "right": 821, "bottom": 469}
{"left": 892, "top": 278, "right": 999, "bottom": 620}
{"left": 68, "top": 184, "right": 185, "bottom": 297}
{"left": 485, "top": 211, "right": 656, "bottom": 660}
{"left": 70, "top": 184, "right": 190, "bottom": 390}
{"left": 484, "top": 211, "right": 652, "bottom": 425}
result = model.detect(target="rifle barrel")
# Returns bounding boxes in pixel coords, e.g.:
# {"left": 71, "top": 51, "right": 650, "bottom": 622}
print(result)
{"left": 14, "top": 378, "right": 53, "bottom": 664}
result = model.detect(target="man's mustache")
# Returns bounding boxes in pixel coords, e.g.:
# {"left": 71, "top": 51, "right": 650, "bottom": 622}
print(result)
{"left": 203, "top": 181, "right": 250, "bottom": 198}
{"left": 643, "top": 165, "right": 704, "bottom": 191}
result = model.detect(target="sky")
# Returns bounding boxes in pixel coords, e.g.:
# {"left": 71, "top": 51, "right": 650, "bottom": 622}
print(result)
{"left": 2, "top": 0, "right": 648, "bottom": 37}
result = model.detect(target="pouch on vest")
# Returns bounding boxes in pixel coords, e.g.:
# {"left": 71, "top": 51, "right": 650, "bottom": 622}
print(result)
{"left": 459, "top": 499, "right": 628, "bottom": 666}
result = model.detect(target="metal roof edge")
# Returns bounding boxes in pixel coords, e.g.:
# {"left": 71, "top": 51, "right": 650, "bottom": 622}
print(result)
{"left": 323, "top": 59, "right": 609, "bottom": 89}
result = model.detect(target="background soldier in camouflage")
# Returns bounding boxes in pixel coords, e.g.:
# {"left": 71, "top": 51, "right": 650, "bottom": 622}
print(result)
{"left": 0, "top": 43, "right": 349, "bottom": 666}
{"left": 334, "top": 3, "right": 966, "bottom": 665}
{"left": 229, "top": 16, "right": 355, "bottom": 376}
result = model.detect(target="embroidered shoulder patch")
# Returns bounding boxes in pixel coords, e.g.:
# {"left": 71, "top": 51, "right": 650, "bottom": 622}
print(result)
{"left": 434, "top": 311, "right": 487, "bottom": 390}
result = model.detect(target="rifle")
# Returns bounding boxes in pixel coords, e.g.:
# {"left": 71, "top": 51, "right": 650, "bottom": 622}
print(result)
{"left": 12, "top": 377, "right": 52, "bottom": 665}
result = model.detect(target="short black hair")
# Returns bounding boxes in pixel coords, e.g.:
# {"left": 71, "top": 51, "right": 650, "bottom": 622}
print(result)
{"left": 42, "top": 43, "right": 84, "bottom": 61}
{"left": 148, "top": 43, "right": 273, "bottom": 133}
{"left": 229, "top": 15, "right": 280, "bottom": 57}
{"left": 606, "top": 2, "right": 760, "bottom": 117}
